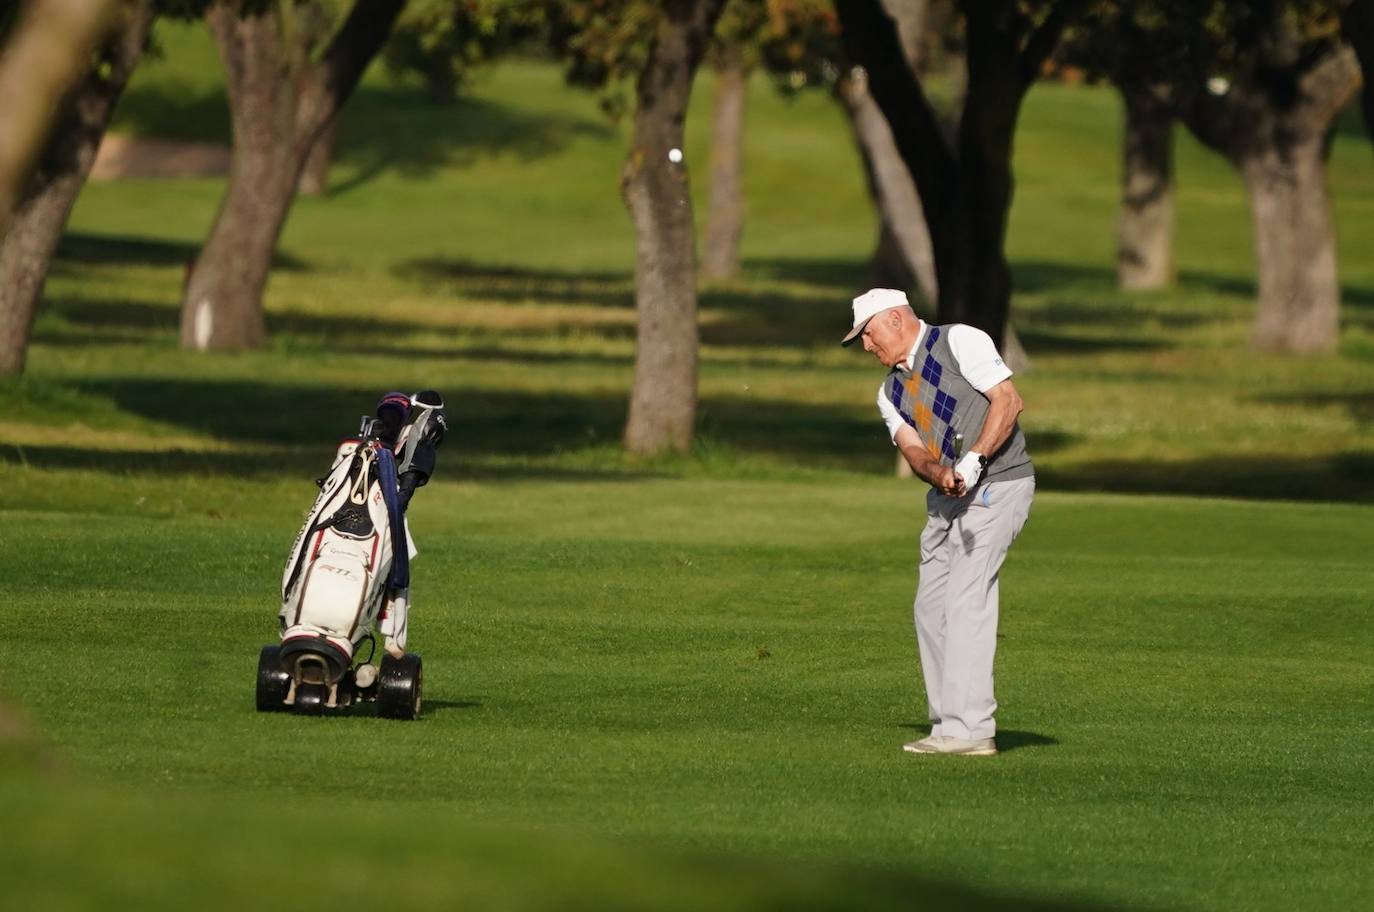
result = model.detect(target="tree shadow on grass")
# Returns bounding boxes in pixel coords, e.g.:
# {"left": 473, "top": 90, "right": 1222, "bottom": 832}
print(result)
{"left": 1016, "top": 329, "right": 1168, "bottom": 356}
{"left": 1175, "top": 268, "right": 1254, "bottom": 299}
{"left": 330, "top": 88, "right": 615, "bottom": 196}
{"left": 1017, "top": 259, "right": 1251, "bottom": 305}
{"left": 1253, "top": 391, "right": 1374, "bottom": 426}
{"left": 1013, "top": 260, "right": 1118, "bottom": 295}
{"left": 9, "top": 374, "right": 1368, "bottom": 500}
{"left": 0, "top": 443, "right": 645, "bottom": 482}
{"left": 11, "top": 377, "right": 897, "bottom": 476}
{"left": 393, "top": 257, "right": 634, "bottom": 309}
{"left": 361, "top": 342, "right": 635, "bottom": 368}
{"left": 734, "top": 865, "right": 1116, "bottom": 912}
{"left": 54, "top": 231, "right": 307, "bottom": 271}
{"left": 1039, "top": 451, "right": 1374, "bottom": 502}
{"left": 738, "top": 256, "right": 868, "bottom": 291}
{"left": 36, "top": 296, "right": 424, "bottom": 346}
{"left": 394, "top": 258, "right": 854, "bottom": 349}
{"left": 32, "top": 295, "right": 468, "bottom": 347}
{"left": 109, "top": 80, "right": 616, "bottom": 195}
{"left": 63, "top": 379, "right": 632, "bottom": 454}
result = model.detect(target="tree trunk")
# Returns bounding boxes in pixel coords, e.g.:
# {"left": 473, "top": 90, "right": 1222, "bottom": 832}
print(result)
{"left": 837, "top": 69, "right": 938, "bottom": 307}
{"left": 837, "top": 0, "right": 1077, "bottom": 354}
{"left": 298, "top": 116, "right": 336, "bottom": 195}
{"left": 0, "top": 1, "right": 154, "bottom": 377}
{"left": 883, "top": 0, "right": 930, "bottom": 72}
{"left": 949, "top": 2, "right": 1025, "bottom": 351}
{"left": 1116, "top": 82, "right": 1174, "bottom": 290}
{"left": 1240, "top": 138, "right": 1340, "bottom": 353}
{"left": 181, "top": 128, "right": 298, "bottom": 350}
{"left": 835, "top": 0, "right": 960, "bottom": 290}
{"left": 865, "top": 222, "right": 915, "bottom": 301}
{"left": 1176, "top": 44, "right": 1358, "bottom": 355}
{"left": 179, "top": 0, "right": 406, "bottom": 352}
{"left": 700, "top": 52, "right": 747, "bottom": 281}
{"left": 622, "top": 0, "right": 726, "bottom": 456}
{"left": 180, "top": 5, "right": 297, "bottom": 351}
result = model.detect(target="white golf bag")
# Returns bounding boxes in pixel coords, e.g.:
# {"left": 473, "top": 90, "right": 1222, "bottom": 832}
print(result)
{"left": 257, "top": 391, "right": 444, "bottom": 718}
{"left": 278, "top": 437, "right": 414, "bottom": 679}
{"left": 276, "top": 391, "right": 445, "bottom": 685}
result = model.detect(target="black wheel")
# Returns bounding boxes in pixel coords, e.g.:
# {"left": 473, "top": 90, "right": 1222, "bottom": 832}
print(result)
{"left": 377, "top": 653, "right": 422, "bottom": 720}
{"left": 293, "top": 682, "right": 328, "bottom": 715}
{"left": 256, "top": 645, "right": 290, "bottom": 712}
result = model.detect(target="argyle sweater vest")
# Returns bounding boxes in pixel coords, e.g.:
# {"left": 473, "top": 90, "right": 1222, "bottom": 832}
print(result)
{"left": 883, "top": 325, "right": 1034, "bottom": 483}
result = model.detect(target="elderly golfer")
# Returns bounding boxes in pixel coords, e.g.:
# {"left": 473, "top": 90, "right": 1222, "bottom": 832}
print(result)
{"left": 844, "top": 288, "right": 1035, "bottom": 757}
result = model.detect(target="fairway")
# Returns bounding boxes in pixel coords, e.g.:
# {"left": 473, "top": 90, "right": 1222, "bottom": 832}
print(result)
{"left": 2, "top": 477, "right": 1372, "bottom": 909}
{"left": 2, "top": 21, "right": 1374, "bottom": 911}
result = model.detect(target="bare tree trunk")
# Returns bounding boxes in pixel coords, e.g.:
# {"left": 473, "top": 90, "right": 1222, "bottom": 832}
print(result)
{"left": 1241, "top": 139, "right": 1340, "bottom": 353}
{"left": 838, "top": 0, "right": 937, "bottom": 307}
{"left": 179, "top": 0, "right": 406, "bottom": 352}
{"left": 1117, "top": 82, "right": 1174, "bottom": 290}
{"left": 865, "top": 222, "right": 915, "bottom": 298}
{"left": 700, "top": 52, "right": 747, "bottom": 281}
{"left": 298, "top": 116, "right": 336, "bottom": 195}
{"left": 0, "top": 1, "right": 153, "bottom": 377}
{"left": 1176, "top": 44, "right": 1358, "bottom": 355}
{"left": 883, "top": 0, "right": 930, "bottom": 72}
{"left": 1001, "top": 322, "right": 1030, "bottom": 373}
{"left": 180, "top": 6, "right": 297, "bottom": 351}
{"left": 181, "top": 131, "right": 297, "bottom": 350}
{"left": 837, "top": 69, "right": 938, "bottom": 307}
{"left": 948, "top": 3, "right": 1023, "bottom": 349}
{"left": 838, "top": 0, "right": 1079, "bottom": 354}
{"left": 296, "top": 0, "right": 336, "bottom": 197}
{"left": 622, "top": 0, "right": 726, "bottom": 456}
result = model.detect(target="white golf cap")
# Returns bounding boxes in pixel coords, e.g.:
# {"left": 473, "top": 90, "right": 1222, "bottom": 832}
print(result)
{"left": 841, "top": 287, "right": 910, "bottom": 346}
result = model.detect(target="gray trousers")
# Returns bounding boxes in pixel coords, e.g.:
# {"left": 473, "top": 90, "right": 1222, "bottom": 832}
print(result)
{"left": 914, "top": 475, "right": 1035, "bottom": 741}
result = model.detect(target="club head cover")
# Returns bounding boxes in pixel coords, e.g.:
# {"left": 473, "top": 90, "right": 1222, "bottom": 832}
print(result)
{"left": 395, "top": 390, "right": 446, "bottom": 482}
{"left": 375, "top": 391, "right": 411, "bottom": 444}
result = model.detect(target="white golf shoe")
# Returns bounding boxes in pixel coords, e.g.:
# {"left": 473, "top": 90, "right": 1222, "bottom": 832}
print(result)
{"left": 902, "top": 735, "right": 998, "bottom": 756}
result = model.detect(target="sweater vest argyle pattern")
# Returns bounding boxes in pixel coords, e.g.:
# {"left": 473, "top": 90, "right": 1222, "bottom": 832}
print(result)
{"left": 883, "top": 325, "right": 1034, "bottom": 483}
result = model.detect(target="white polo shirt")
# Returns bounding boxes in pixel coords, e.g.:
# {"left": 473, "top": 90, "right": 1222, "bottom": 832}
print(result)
{"left": 876, "top": 322, "right": 1012, "bottom": 444}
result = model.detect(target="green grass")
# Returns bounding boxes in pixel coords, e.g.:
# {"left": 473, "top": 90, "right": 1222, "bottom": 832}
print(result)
{"left": 2, "top": 480, "right": 1372, "bottom": 909}
{"left": 2, "top": 20, "right": 1374, "bottom": 912}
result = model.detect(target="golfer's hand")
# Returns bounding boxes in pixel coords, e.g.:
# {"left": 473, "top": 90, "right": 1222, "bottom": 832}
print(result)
{"left": 935, "top": 466, "right": 962, "bottom": 496}
{"left": 954, "top": 452, "right": 984, "bottom": 492}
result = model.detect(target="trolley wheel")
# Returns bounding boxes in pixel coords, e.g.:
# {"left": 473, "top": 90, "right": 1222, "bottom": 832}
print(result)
{"left": 293, "top": 682, "right": 328, "bottom": 715}
{"left": 377, "top": 653, "right": 423, "bottom": 720}
{"left": 256, "top": 645, "right": 290, "bottom": 712}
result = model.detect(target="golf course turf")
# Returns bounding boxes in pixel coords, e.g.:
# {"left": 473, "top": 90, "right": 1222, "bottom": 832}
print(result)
{"left": 2, "top": 23, "right": 1373, "bottom": 911}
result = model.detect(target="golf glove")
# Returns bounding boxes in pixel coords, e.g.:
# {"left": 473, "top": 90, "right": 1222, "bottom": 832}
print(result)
{"left": 954, "top": 451, "right": 986, "bottom": 491}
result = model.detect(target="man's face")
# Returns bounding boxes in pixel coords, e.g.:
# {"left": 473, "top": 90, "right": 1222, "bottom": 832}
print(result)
{"left": 861, "top": 310, "right": 908, "bottom": 368}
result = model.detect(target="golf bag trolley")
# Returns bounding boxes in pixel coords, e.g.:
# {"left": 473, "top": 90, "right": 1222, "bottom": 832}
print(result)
{"left": 256, "top": 391, "right": 446, "bottom": 719}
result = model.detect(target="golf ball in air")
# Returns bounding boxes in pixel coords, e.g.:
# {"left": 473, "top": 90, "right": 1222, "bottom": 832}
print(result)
{"left": 668, "top": 148, "right": 683, "bottom": 163}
